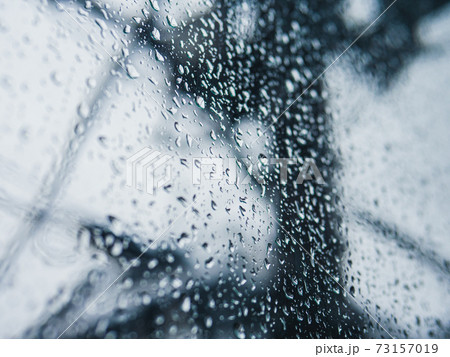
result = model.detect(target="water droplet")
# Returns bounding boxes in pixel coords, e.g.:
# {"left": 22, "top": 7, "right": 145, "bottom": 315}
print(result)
{"left": 125, "top": 64, "right": 140, "bottom": 79}
{"left": 123, "top": 24, "right": 131, "bottom": 34}
{"left": 181, "top": 296, "right": 191, "bottom": 312}
{"left": 205, "top": 257, "right": 215, "bottom": 269}
{"left": 155, "top": 315, "right": 165, "bottom": 325}
{"left": 286, "top": 79, "right": 295, "bottom": 93}
{"left": 233, "top": 323, "right": 246, "bottom": 339}
{"left": 205, "top": 316, "right": 213, "bottom": 328}
{"left": 149, "top": 0, "right": 160, "bottom": 11}
{"left": 151, "top": 27, "right": 160, "bottom": 41}
{"left": 167, "top": 15, "right": 178, "bottom": 28}
{"left": 155, "top": 50, "right": 165, "bottom": 62}
{"left": 186, "top": 134, "right": 193, "bottom": 147}
{"left": 77, "top": 102, "right": 90, "bottom": 119}
{"left": 196, "top": 96, "right": 205, "bottom": 109}
{"left": 147, "top": 259, "right": 159, "bottom": 270}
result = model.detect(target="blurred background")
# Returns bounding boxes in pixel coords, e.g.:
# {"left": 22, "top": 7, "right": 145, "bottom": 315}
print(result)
{"left": 0, "top": 0, "right": 449, "bottom": 338}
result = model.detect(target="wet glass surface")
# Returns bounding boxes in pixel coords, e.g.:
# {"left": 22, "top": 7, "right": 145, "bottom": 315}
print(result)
{"left": 0, "top": 0, "right": 449, "bottom": 338}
